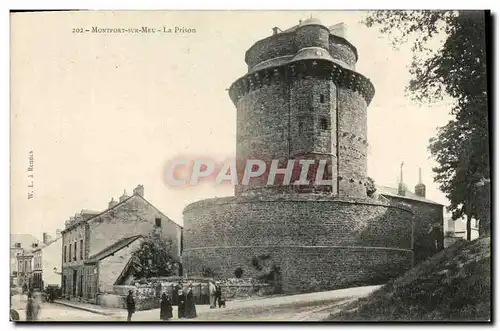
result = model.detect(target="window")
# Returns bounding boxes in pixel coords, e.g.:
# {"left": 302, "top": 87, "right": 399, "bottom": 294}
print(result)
{"left": 155, "top": 218, "right": 162, "bottom": 227}
{"left": 74, "top": 242, "right": 77, "bottom": 261}
{"left": 64, "top": 246, "right": 67, "bottom": 263}
{"left": 69, "top": 245, "right": 72, "bottom": 262}
{"left": 80, "top": 239, "right": 84, "bottom": 260}
{"left": 320, "top": 117, "right": 329, "bottom": 131}
{"left": 298, "top": 116, "right": 305, "bottom": 135}
{"left": 320, "top": 94, "right": 325, "bottom": 103}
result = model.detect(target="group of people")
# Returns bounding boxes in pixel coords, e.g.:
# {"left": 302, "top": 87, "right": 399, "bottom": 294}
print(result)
{"left": 175, "top": 283, "right": 197, "bottom": 319}
{"left": 125, "top": 282, "right": 199, "bottom": 322}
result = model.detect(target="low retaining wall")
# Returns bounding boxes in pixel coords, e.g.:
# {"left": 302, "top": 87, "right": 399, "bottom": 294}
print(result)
{"left": 100, "top": 277, "right": 274, "bottom": 310}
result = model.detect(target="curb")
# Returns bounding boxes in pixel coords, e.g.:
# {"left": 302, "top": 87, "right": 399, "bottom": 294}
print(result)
{"left": 53, "top": 300, "right": 116, "bottom": 316}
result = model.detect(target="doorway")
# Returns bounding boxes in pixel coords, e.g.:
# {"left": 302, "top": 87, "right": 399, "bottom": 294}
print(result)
{"left": 72, "top": 270, "right": 77, "bottom": 296}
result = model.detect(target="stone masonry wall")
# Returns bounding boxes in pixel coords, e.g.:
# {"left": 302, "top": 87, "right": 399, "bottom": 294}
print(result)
{"left": 235, "top": 83, "right": 289, "bottom": 195}
{"left": 184, "top": 246, "right": 412, "bottom": 294}
{"left": 182, "top": 195, "right": 414, "bottom": 294}
{"left": 235, "top": 75, "right": 369, "bottom": 197}
{"left": 388, "top": 197, "right": 444, "bottom": 263}
{"left": 245, "top": 25, "right": 357, "bottom": 71}
{"left": 295, "top": 25, "right": 330, "bottom": 51}
{"left": 337, "top": 87, "right": 368, "bottom": 197}
{"left": 98, "top": 238, "right": 144, "bottom": 293}
{"left": 329, "top": 36, "right": 357, "bottom": 69}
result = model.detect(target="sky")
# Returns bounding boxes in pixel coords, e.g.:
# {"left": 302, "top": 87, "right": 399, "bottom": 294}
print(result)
{"left": 10, "top": 10, "right": 455, "bottom": 238}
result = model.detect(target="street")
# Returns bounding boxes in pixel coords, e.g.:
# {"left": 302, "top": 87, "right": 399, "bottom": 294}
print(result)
{"left": 11, "top": 285, "right": 381, "bottom": 322}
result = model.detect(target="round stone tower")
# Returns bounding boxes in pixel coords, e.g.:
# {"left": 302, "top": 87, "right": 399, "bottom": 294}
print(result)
{"left": 182, "top": 19, "right": 414, "bottom": 294}
{"left": 231, "top": 18, "right": 373, "bottom": 197}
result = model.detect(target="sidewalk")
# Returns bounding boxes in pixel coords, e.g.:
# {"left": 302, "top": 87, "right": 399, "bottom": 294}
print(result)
{"left": 53, "top": 299, "right": 124, "bottom": 316}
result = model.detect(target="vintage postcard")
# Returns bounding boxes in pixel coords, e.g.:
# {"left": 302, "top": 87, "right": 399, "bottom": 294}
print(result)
{"left": 10, "top": 10, "right": 491, "bottom": 322}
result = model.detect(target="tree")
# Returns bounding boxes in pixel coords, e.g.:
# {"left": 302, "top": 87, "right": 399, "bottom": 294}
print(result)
{"left": 366, "top": 177, "right": 377, "bottom": 198}
{"left": 363, "top": 10, "right": 490, "bottom": 240}
{"left": 130, "top": 234, "right": 179, "bottom": 279}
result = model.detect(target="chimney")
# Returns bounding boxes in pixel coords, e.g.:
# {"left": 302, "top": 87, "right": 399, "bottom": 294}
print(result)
{"left": 398, "top": 161, "right": 406, "bottom": 196}
{"left": 108, "top": 197, "right": 118, "bottom": 208}
{"left": 42, "top": 232, "right": 48, "bottom": 244}
{"left": 119, "top": 190, "right": 129, "bottom": 202}
{"left": 415, "top": 168, "right": 426, "bottom": 198}
{"left": 56, "top": 229, "right": 62, "bottom": 237}
{"left": 272, "top": 27, "right": 279, "bottom": 35}
{"left": 133, "top": 185, "right": 144, "bottom": 197}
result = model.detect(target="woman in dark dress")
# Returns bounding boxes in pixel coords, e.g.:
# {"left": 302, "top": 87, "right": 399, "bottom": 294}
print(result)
{"left": 185, "top": 284, "right": 197, "bottom": 319}
{"left": 160, "top": 293, "right": 173, "bottom": 321}
{"left": 25, "top": 292, "right": 37, "bottom": 321}
{"left": 177, "top": 288, "right": 185, "bottom": 319}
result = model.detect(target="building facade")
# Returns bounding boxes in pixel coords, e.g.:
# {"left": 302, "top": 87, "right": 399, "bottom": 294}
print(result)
{"left": 32, "top": 232, "right": 63, "bottom": 291}
{"left": 444, "top": 216, "right": 479, "bottom": 247}
{"left": 17, "top": 251, "right": 34, "bottom": 291}
{"left": 183, "top": 19, "right": 415, "bottom": 294}
{"left": 61, "top": 185, "right": 182, "bottom": 303}
{"left": 10, "top": 234, "right": 38, "bottom": 288}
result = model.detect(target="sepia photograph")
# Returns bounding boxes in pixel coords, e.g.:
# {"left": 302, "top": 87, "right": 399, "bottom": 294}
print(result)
{"left": 9, "top": 9, "right": 491, "bottom": 322}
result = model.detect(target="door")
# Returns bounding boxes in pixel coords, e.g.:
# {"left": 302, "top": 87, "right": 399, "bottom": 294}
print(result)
{"left": 72, "top": 270, "right": 77, "bottom": 296}
{"left": 79, "top": 274, "right": 83, "bottom": 297}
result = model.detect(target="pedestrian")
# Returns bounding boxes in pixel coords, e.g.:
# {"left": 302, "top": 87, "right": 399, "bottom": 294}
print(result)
{"left": 33, "top": 292, "right": 41, "bottom": 320}
{"left": 215, "top": 281, "right": 223, "bottom": 308}
{"left": 177, "top": 287, "right": 185, "bottom": 319}
{"left": 126, "top": 290, "right": 135, "bottom": 322}
{"left": 185, "top": 284, "right": 197, "bottom": 319}
{"left": 173, "top": 283, "right": 180, "bottom": 306}
{"left": 160, "top": 293, "right": 173, "bottom": 321}
{"left": 209, "top": 281, "right": 216, "bottom": 308}
{"left": 25, "top": 291, "right": 37, "bottom": 321}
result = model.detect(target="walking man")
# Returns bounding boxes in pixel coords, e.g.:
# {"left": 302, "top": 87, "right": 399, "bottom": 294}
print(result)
{"left": 126, "top": 290, "right": 135, "bottom": 322}
{"left": 215, "top": 282, "right": 222, "bottom": 308}
{"left": 209, "top": 281, "right": 216, "bottom": 308}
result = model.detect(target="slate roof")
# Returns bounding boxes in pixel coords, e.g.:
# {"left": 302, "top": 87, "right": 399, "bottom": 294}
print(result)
{"left": 63, "top": 194, "right": 182, "bottom": 234}
{"left": 376, "top": 185, "right": 443, "bottom": 206}
{"left": 11, "top": 234, "right": 39, "bottom": 249}
{"left": 85, "top": 235, "right": 142, "bottom": 264}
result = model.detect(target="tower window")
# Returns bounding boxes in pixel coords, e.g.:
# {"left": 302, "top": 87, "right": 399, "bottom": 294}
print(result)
{"left": 320, "top": 94, "right": 325, "bottom": 103}
{"left": 298, "top": 117, "right": 305, "bottom": 135}
{"left": 155, "top": 218, "right": 162, "bottom": 227}
{"left": 320, "top": 117, "right": 329, "bottom": 131}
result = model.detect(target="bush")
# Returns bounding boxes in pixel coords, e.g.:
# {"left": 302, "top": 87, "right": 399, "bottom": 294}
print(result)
{"left": 234, "top": 267, "right": 244, "bottom": 278}
{"left": 366, "top": 177, "right": 376, "bottom": 197}
{"left": 202, "top": 267, "right": 215, "bottom": 278}
{"left": 130, "top": 234, "right": 179, "bottom": 279}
